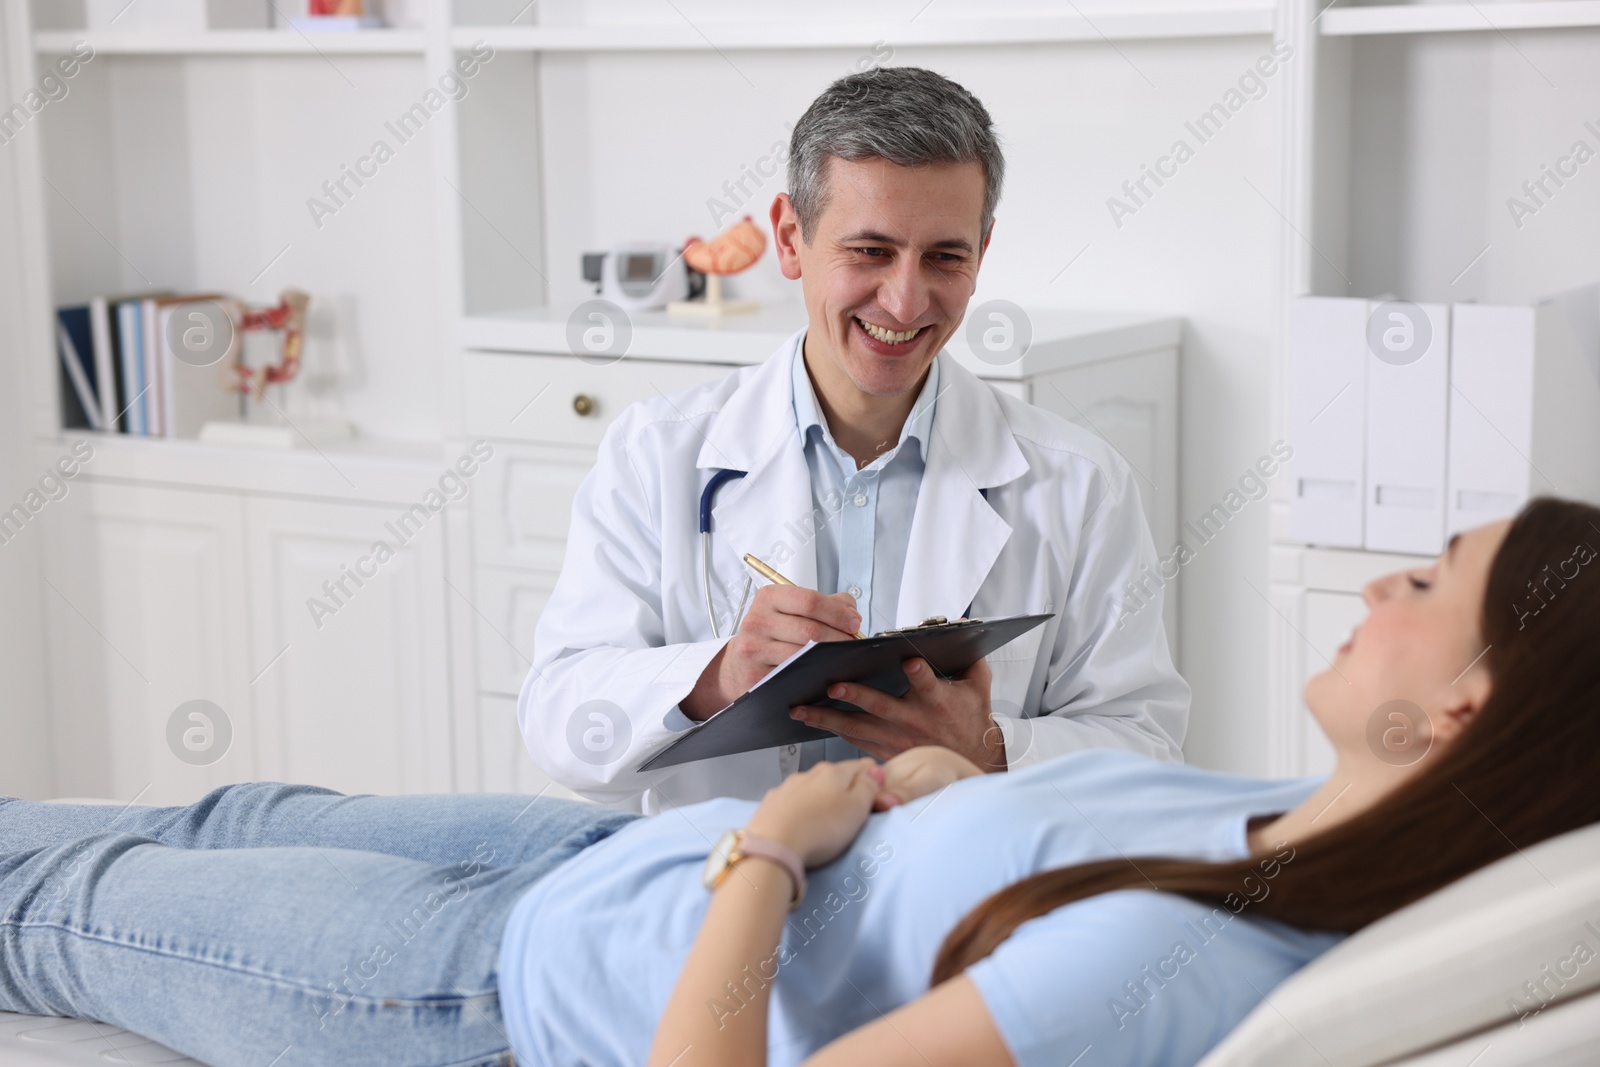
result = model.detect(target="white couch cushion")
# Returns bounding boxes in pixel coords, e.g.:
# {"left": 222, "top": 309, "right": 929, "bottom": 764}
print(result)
{"left": 1385, "top": 991, "right": 1600, "bottom": 1067}
{"left": 0, "top": 1011, "right": 203, "bottom": 1066}
{"left": 1200, "top": 820, "right": 1600, "bottom": 1067}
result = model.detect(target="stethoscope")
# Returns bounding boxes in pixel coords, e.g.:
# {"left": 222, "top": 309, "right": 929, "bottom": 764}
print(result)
{"left": 700, "top": 469, "right": 751, "bottom": 638}
{"left": 699, "top": 468, "right": 989, "bottom": 639}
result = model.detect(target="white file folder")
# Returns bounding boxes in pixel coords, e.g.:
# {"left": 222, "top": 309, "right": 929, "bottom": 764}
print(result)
{"left": 1365, "top": 302, "right": 1449, "bottom": 554}
{"left": 1289, "top": 297, "right": 1368, "bottom": 548}
{"left": 1447, "top": 285, "right": 1600, "bottom": 537}
{"left": 1447, "top": 303, "right": 1535, "bottom": 533}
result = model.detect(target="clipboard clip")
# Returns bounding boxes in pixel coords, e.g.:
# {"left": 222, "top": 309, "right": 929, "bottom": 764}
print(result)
{"left": 873, "top": 615, "right": 982, "bottom": 637}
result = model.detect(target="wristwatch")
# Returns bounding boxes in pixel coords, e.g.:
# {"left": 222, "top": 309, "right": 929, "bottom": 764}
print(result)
{"left": 702, "top": 829, "right": 807, "bottom": 910}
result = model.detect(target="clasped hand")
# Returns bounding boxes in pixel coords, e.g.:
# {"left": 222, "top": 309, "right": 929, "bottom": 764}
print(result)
{"left": 685, "top": 587, "right": 1008, "bottom": 773}
{"left": 743, "top": 747, "right": 984, "bottom": 869}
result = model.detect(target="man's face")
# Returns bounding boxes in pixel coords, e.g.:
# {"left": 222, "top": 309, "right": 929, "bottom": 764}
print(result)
{"left": 771, "top": 156, "right": 991, "bottom": 399}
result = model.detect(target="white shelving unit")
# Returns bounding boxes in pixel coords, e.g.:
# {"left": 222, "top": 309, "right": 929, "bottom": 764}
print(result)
{"left": 1266, "top": 0, "right": 1600, "bottom": 775}
{"left": 7, "top": 0, "right": 1596, "bottom": 798}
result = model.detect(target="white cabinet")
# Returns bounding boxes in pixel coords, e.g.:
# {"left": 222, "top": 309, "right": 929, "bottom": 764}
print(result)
{"left": 243, "top": 496, "right": 453, "bottom": 797}
{"left": 37, "top": 442, "right": 458, "bottom": 803}
{"left": 477, "top": 693, "right": 583, "bottom": 801}
{"left": 1267, "top": 541, "right": 1426, "bottom": 778}
{"left": 472, "top": 563, "right": 556, "bottom": 697}
{"left": 470, "top": 442, "right": 593, "bottom": 573}
{"left": 40, "top": 481, "right": 254, "bottom": 804}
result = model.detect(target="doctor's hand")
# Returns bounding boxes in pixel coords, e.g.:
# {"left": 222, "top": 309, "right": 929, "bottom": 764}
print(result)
{"left": 680, "top": 586, "right": 863, "bottom": 721}
{"left": 790, "top": 656, "right": 1008, "bottom": 772}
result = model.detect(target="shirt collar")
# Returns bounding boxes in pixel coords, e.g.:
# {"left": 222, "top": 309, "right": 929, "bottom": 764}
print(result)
{"left": 791, "top": 333, "right": 940, "bottom": 464}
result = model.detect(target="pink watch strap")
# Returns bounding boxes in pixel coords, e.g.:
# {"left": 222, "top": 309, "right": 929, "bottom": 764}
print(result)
{"left": 737, "top": 833, "right": 807, "bottom": 909}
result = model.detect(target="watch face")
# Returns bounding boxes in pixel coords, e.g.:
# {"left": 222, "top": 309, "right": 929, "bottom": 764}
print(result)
{"left": 702, "top": 829, "right": 741, "bottom": 889}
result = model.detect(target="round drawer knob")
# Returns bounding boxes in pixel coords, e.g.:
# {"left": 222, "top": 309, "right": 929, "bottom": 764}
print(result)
{"left": 572, "top": 394, "right": 597, "bottom": 417}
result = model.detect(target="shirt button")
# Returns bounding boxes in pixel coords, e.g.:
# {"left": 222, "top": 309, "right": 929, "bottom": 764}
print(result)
{"left": 786, "top": 744, "right": 797, "bottom": 754}
{"left": 848, "top": 585, "right": 862, "bottom": 599}
{"left": 853, "top": 493, "right": 867, "bottom": 507}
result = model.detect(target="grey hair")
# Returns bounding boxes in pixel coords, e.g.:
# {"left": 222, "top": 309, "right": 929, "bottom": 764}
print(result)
{"left": 786, "top": 66, "right": 1004, "bottom": 244}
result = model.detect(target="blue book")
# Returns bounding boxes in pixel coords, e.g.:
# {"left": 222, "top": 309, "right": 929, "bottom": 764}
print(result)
{"left": 56, "top": 304, "right": 101, "bottom": 431}
{"left": 117, "top": 299, "right": 147, "bottom": 435}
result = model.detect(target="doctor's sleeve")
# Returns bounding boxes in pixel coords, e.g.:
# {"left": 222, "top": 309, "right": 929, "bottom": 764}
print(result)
{"left": 995, "top": 456, "right": 1189, "bottom": 769}
{"left": 516, "top": 415, "right": 728, "bottom": 807}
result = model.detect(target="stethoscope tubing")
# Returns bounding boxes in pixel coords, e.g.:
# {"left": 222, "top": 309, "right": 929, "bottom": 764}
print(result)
{"left": 701, "top": 469, "right": 750, "bottom": 639}
{"left": 698, "top": 470, "right": 989, "bottom": 639}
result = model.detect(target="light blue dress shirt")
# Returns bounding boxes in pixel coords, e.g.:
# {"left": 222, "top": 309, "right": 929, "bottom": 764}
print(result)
{"left": 790, "top": 335, "right": 940, "bottom": 635}
{"left": 497, "top": 749, "right": 1342, "bottom": 1067}
{"left": 790, "top": 337, "right": 940, "bottom": 766}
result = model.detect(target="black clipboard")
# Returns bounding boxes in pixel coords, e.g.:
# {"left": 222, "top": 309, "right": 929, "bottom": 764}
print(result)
{"left": 638, "top": 613, "right": 1052, "bottom": 770}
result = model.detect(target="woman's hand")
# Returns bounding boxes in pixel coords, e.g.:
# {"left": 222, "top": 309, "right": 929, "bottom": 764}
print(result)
{"left": 745, "top": 758, "right": 884, "bottom": 869}
{"left": 872, "top": 746, "right": 984, "bottom": 811}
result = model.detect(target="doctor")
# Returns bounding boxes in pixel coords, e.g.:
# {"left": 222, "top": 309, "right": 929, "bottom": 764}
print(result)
{"left": 522, "top": 67, "right": 1189, "bottom": 812}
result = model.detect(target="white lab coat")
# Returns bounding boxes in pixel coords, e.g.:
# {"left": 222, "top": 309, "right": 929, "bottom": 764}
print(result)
{"left": 521, "top": 328, "right": 1189, "bottom": 812}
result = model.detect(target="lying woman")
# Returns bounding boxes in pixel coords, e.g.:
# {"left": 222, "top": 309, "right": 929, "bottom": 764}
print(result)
{"left": 2, "top": 497, "right": 1598, "bottom": 1067}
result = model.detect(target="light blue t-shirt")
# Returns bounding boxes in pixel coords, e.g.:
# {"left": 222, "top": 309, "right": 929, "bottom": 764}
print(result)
{"left": 497, "top": 750, "right": 1342, "bottom": 1067}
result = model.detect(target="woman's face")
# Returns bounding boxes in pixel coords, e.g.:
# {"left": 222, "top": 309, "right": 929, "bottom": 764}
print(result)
{"left": 1307, "top": 519, "right": 1511, "bottom": 771}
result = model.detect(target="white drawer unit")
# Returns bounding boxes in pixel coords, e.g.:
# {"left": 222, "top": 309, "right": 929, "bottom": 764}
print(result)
{"left": 1267, "top": 540, "right": 1428, "bottom": 778}
{"left": 473, "top": 564, "right": 558, "bottom": 697}
{"left": 469, "top": 443, "right": 595, "bottom": 572}
{"left": 463, "top": 351, "right": 735, "bottom": 447}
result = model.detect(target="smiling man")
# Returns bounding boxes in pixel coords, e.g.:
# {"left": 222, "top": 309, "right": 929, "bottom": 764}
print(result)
{"left": 522, "top": 67, "right": 1190, "bottom": 812}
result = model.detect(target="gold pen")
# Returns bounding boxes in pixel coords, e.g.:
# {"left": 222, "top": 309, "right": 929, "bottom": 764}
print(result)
{"left": 742, "top": 553, "right": 867, "bottom": 639}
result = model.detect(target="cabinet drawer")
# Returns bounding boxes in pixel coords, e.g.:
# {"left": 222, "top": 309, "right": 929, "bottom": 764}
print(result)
{"left": 474, "top": 565, "right": 556, "bottom": 696}
{"left": 471, "top": 443, "right": 593, "bottom": 570}
{"left": 463, "top": 351, "right": 735, "bottom": 447}
{"left": 477, "top": 692, "right": 585, "bottom": 800}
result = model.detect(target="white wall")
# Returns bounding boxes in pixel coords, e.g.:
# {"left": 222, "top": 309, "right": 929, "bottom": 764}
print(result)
{"left": 0, "top": 9, "right": 56, "bottom": 799}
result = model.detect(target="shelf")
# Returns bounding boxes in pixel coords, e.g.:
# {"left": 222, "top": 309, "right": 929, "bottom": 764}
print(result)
{"left": 38, "top": 431, "right": 454, "bottom": 505}
{"left": 1320, "top": 2, "right": 1600, "bottom": 37}
{"left": 458, "top": 304, "right": 809, "bottom": 366}
{"left": 448, "top": 7, "right": 1276, "bottom": 53}
{"left": 33, "top": 29, "right": 427, "bottom": 55}
{"left": 32, "top": 6, "right": 1281, "bottom": 58}
{"left": 457, "top": 304, "right": 1182, "bottom": 381}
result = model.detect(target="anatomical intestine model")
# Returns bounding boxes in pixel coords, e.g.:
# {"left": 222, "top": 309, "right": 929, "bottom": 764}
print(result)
{"left": 668, "top": 216, "right": 766, "bottom": 317}
{"left": 223, "top": 289, "right": 310, "bottom": 401}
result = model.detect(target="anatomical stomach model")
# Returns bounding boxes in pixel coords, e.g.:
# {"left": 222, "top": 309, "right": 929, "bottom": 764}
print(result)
{"left": 668, "top": 216, "right": 766, "bottom": 318}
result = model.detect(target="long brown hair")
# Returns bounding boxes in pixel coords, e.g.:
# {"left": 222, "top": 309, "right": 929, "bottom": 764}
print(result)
{"left": 934, "top": 497, "right": 1600, "bottom": 984}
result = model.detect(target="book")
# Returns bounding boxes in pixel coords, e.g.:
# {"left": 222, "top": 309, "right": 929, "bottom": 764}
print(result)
{"left": 55, "top": 305, "right": 102, "bottom": 431}
{"left": 154, "top": 295, "right": 239, "bottom": 438}
{"left": 116, "top": 299, "right": 146, "bottom": 435}
{"left": 140, "top": 296, "right": 164, "bottom": 436}
{"left": 97, "top": 290, "right": 174, "bottom": 432}
{"left": 88, "top": 296, "right": 118, "bottom": 430}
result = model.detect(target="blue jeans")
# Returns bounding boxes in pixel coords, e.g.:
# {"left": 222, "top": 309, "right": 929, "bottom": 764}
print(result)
{"left": 0, "top": 783, "right": 639, "bottom": 1067}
